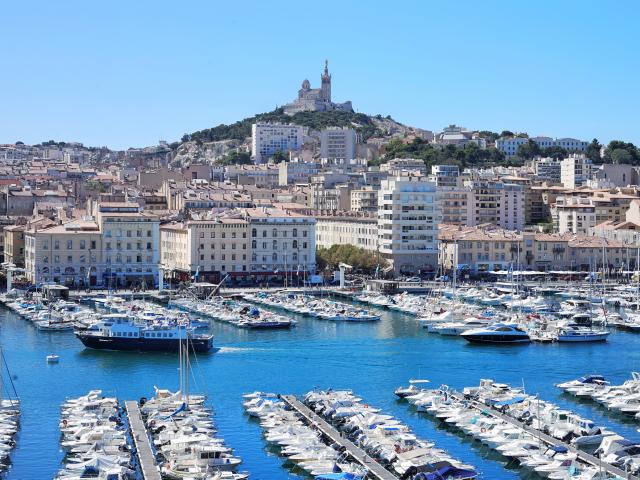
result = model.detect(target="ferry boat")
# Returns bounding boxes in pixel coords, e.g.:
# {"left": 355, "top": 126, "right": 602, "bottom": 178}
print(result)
{"left": 74, "top": 313, "right": 214, "bottom": 352}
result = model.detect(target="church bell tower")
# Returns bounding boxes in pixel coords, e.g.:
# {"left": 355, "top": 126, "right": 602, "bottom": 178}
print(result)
{"left": 321, "top": 60, "right": 331, "bottom": 103}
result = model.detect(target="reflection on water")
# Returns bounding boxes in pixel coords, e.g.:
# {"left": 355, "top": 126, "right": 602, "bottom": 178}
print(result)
{"left": 2, "top": 301, "right": 640, "bottom": 479}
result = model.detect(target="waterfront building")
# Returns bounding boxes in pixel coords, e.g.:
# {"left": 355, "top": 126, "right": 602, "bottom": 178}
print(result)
{"left": 24, "top": 220, "right": 102, "bottom": 287}
{"left": 319, "top": 127, "right": 356, "bottom": 161}
{"left": 243, "top": 208, "right": 316, "bottom": 279}
{"left": 160, "top": 217, "right": 250, "bottom": 284}
{"left": 434, "top": 125, "right": 486, "bottom": 148}
{"left": 95, "top": 202, "right": 160, "bottom": 287}
{"left": 561, "top": 153, "right": 592, "bottom": 188}
{"left": 439, "top": 223, "right": 629, "bottom": 274}
{"left": 251, "top": 123, "right": 303, "bottom": 164}
{"left": 3, "top": 224, "right": 25, "bottom": 267}
{"left": 315, "top": 212, "right": 378, "bottom": 252}
{"left": 378, "top": 175, "right": 440, "bottom": 275}
{"left": 466, "top": 180, "right": 525, "bottom": 231}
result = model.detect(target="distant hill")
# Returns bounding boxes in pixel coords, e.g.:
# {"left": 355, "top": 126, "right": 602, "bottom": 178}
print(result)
{"left": 181, "top": 108, "right": 396, "bottom": 144}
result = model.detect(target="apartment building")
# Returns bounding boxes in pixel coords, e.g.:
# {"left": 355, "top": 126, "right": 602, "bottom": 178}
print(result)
{"left": 378, "top": 176, "right": 440, "bottom": 275}
{"left": 465, "top": 181, "right": 524, "bottom": 230}
{"left": 437, "top": 185, "right": 473, "bottom": 225}
{"left": 497, "top": 136, "right": 588, "bottom": 158}
{"left": 278, "top": 160, "right": 319, "bottom": 186}
{"left": 244, "top": 208, "right": 316, "bottom": 278}
{"left": 96, "top": 202, "right": 160, "bottom": 287}
{"left": 439, "top": 224, "right": 628, "bottom": 273}
{"left": 24, "top": 220, "right": 102, "bottom": 287}
{"left": 316, "top": 213, "right": 378, "bottom": 252}
{"left": 3, "top": 224, "right": 25, "bottom": 267}
{"left": 553, "top": 196, "right": 596, "bottom": 234}
{"left": 382, "top": 158, "right": 428, "bottom": 177}
{"left": 561, "top": 154, "right": 592, "bottom": 188}
{"left": 251, "top": 123, "right": 303, "bottom": 164}
{"left": 430, "top": 165, "right": 460, "bottom": 187}
{"left": 319, "top": 127, "right": 356, "bottom": 161}
{"left": 350, "top": 187, "right": 379, "bottom": 213}
{"left": 160, "top": 218, "right": 250, "bottom": 284}
{"left": 533, "top": 157, "right": 562, "bottom": 182}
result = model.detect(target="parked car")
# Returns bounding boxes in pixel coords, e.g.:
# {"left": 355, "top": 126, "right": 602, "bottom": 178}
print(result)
{"left": 405, "top": 276, "right": 421, "bottom": 283}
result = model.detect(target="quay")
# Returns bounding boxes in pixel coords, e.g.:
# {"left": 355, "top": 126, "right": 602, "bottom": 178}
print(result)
{"left": 448, "top": 391, "right": 638, "bottom": 480}
{"left": 124, "top": 400, "right": 162, "bottom": 480}
{"left": 280, "top": 394, "right": 399, "bottom": 480}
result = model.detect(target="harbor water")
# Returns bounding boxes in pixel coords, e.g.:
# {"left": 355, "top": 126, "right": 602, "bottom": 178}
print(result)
{"left": 3, "top": 300, "right": 640, "bottom": 479}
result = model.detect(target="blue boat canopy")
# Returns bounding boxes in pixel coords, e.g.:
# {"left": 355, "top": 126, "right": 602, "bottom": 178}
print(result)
{"left": 489, "top": 395, "right": 527, "bottom": 406}
{"left": 550, "top": 445, "right": 568, "bottom": 453}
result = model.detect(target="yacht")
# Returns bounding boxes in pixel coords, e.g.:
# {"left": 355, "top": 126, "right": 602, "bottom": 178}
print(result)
{"left": 74, "top": 314, "right": 214, "bottom": 352}
{"left": 461, "top": 323, "right": 530, "bottom": 344}
{"left": 556, "top": 325, "right": 609, "bottom": 343}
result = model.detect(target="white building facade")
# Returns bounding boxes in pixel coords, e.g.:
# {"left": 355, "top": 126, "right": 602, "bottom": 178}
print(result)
{"left": 378, "top": 176, "right": 440, "bottom": 275}
{"left": 319, "top": 127, "right": 356, "bottom": 161}
{"left": 251, "top": 123, "right": 303, "bottom": 164}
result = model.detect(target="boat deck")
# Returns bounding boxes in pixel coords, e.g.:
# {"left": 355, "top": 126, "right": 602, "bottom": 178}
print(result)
{"left": 280, "top": 394, "right": 399, "bottom": 480}
{"left": 448, "top": 391, "right": 638, "bottom": 480}
{"left": 125, "top": 400, "right": 162, "bottom": 480}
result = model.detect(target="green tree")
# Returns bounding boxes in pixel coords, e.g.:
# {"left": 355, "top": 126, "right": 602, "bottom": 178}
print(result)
{"left": 271, "top": 150, "right": 287, "bottom": 162}
{"left": 516, "top": 140, "right": 542, "bottom": 160}
{"left": 604, "top": 140, "right": 639, "bottom": 165}
{"left": 585, "top": 138, "right": 602, "bottom": 163}
{"left": 216, "top": 151, "right": 252, "bottom": 166}
{"left": 543, "top": 146, "right": 568, "bottom": 160}
{"left": 316, "top": 245, "right": 387, "bottom": 274}
{"left": 500, "top": 130, "right": 514, "bottom": 138}
{"left": 610, "top": 148, "right": 633, "bottom": 164}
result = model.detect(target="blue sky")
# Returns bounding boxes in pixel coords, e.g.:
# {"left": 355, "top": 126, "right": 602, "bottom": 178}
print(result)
{"left": 1, "top": 0, "right": 638, "bottom": 149}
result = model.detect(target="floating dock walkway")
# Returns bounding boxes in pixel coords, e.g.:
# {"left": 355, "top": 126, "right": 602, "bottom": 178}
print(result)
{"left": 447, "top": 391, "right": 638, "bottom": 480}
{"left": 125, "top": 400, "right": 162, "bottom": 480}
{"left": 281, "top": 395, "right": 399, "bottom": 480}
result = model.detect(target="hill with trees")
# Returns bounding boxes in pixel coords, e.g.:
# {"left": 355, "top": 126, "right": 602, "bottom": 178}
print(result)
{"left": 182, "top": 108, "right": 386, "bottom": 144}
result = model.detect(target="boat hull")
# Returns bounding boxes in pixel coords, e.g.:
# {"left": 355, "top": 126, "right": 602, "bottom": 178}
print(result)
{"left": 75, "top": 333, "right": 214, "bottom": 352}
{"left": 462, "top": 334, "right": 530, "bottom": 344}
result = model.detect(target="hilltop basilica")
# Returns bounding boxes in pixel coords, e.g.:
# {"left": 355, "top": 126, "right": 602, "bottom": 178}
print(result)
{"left": 283, "top": 61, "right": 353, "bottom": 115}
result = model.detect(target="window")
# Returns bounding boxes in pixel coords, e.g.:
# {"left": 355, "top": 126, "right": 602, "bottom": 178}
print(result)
{"left": 252, "top": 228, "right": 256, "bottom": 237}
{"left": 43, "top": 241, "right": 48, "bottom": 250}
{"left": 252, "top": 240, "right": 257, "bottom": 249}
{"left": 232, "top": 232, "right": 236, "bottom": 239}
{"left": 293, "top": 228, "right": 298, "bottom": 237}
{"left": 272, "top": 253, "right": 277, "bottom": 261}
{"left": 54, "top": 240, "right": 60, "bottom": 250}
{"left": 303, "top": 230, "right": 307, "bottom": 238}
{"left": 147, "top": 230, "right": 152, "bottom": 237}
{"left": 146, "top": 242, "right": 152, "bottom": 250}
{"left": 222, "top": 232, "right": 226, "bottom": 239}
{"left": 262, "top": 242, "right": 267, "bottom": 249}
{"left": 242, "top": 232, "right": 246, "bottom": 238}
{"left": 272, "top": 228, "right": 278, "bottom": 237}
{"left": 80, "top": 255, "right": 85, "bottom": 263}
{"left": 127, "top": 230, "right": 132, "bottom": 238}
{"left": 293, "top": 240, "right": 298, "bottom": 249}
{"left": 54, "top": 255, "right": 60, "bottom": 263}
{"left": 273, "top": 240, "right": 277, "bottom": 249}
{"left": 79, "top": 240, "right": 86, "bottom": 249}
{"left": 262, "top": 230, "right": 267, "bottom": 238}
{"left": 137, "top": 230, "right": 142, "bottom": 237}
{"left": 43, "top": 256, "right": 48, "bottom": 263}
{"left": 67, "top": 255, "right": 72, "bottom": 263}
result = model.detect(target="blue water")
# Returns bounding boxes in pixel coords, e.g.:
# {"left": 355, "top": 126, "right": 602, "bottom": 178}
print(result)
{"left": 3, "top": 300, "right": 640, "bottom": 479}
